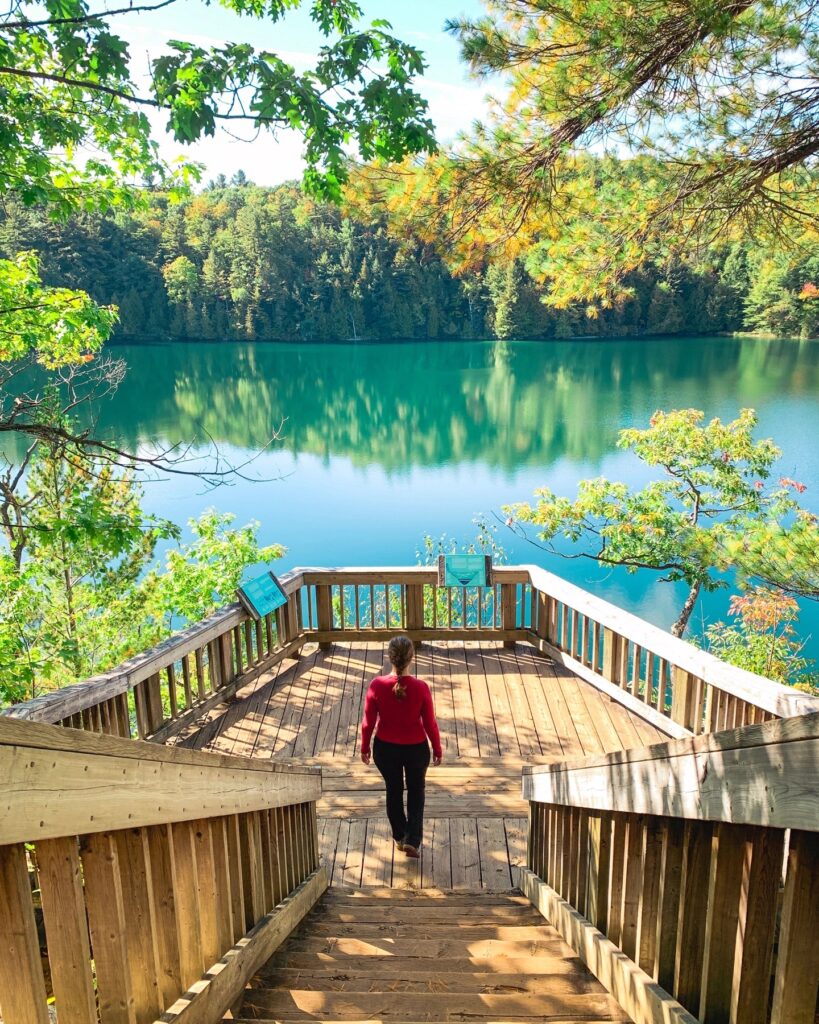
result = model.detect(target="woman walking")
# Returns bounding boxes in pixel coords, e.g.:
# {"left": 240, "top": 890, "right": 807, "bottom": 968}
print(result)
{"left": 360, "top": 636, "right": 442, "bottom": 858}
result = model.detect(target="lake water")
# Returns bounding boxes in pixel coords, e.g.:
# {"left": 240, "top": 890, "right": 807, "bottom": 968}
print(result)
{"left": 85, "top": 336, "right": 819, "bottom": 656}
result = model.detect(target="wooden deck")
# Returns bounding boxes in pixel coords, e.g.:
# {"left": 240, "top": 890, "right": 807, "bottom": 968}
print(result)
{"left": 185, "top": 640, "right": 670, "bottom": 891}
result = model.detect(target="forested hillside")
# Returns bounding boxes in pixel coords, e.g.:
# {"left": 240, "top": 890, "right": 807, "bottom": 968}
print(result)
{"left": 1, "top": 175, "right": 817, "bottom": 343}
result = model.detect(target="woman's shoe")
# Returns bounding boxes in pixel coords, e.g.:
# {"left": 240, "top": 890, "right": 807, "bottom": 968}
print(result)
{"left": 403, "top": 844, "right": 420, "bottom": 859}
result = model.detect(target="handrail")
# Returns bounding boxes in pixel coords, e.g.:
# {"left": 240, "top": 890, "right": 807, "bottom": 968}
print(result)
{"left": 519, "top": 713, "right": 819, "bottom": 1024}
{"left": 0, "top": 715, "right": 327, "bottom": 1024}
{"left": 525, "top": 564, "right": 817, "bottom": 721}
{"left": 4, "top": 564, "right": 818, "bottom": 745}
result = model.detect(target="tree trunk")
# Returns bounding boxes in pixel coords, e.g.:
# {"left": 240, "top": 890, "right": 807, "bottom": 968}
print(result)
{"left": 671, "top": 580, "right": 701, "bottom": 638}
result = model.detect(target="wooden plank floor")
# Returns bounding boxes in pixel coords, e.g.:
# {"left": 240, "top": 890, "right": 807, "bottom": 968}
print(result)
{"left": 185, "top": 641, "right": 670, "bottom": 891}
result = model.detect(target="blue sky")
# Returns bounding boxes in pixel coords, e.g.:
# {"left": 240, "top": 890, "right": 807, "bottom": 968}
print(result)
{"left": 111, "top": 0, "right": 491, "bottom": 185}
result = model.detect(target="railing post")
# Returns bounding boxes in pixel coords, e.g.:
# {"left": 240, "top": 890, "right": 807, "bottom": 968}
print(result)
{"left": 501, "top": 582, "right": 516, "bottom": 648}
{"left": 671, "top": 666, "right": 698, "bottom": 730}
{"left": 406, "top": 583, "right": 424, "bottom": 633}
{"left": 316, "top": 584, "right": 332, "bottom": 651}
{"left": 602, "top": 628, "right": 624, "bottom": 685}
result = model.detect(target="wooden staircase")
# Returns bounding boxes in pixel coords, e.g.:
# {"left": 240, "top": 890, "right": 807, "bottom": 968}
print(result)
{"left": 234, "top": 888, "right": 632, "bottom": 1022}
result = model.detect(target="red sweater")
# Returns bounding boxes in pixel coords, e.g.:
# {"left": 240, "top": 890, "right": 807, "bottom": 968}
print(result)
{"left": 360, "top": 675, "right": 442, "bottom": 759}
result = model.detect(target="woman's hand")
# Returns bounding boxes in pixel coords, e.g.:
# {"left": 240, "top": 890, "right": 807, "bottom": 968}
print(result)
{"left": 361, "top": 750, "right": 371, "bottom": 765}
{"left": 433, "top": 755, "right": 442, "bottom": 767}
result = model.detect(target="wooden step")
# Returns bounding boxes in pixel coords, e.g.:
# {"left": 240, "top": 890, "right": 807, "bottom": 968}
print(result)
{"left": 277, "top": 936, "right": 577, "bottom": 958}
{"left": 237, "top": 989, "right": 630, "bottom": 1020}
{"left": 305, "top": 906, "right": 545, "bottom": 924}
{"left": 295, "top": 923, "right": 565, "bottom": 940}
{"left": 252, "top": 967, "right": 597, "bottom": 993}
{"left": 264, "top": 954, "right": 588, "bottom": 974}
{"left": 321, "top": 888, "right": 527, "bottom": 902}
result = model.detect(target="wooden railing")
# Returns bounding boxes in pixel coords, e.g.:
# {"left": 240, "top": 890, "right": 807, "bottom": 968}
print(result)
{"left": 0, "top": 715, "right": 326, "bottom": 1024}
{"left": 4, "top": 565, "right": 818, "bottom": 744}
{"left": 519, "top": 712, "right": 819, "bottom": 1024}
{"left": 2, "top": 568, "right": 307, "bottom": 741}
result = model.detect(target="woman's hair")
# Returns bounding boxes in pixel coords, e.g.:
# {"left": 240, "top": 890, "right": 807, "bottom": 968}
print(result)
{"left": 388, "top": 635, "right": 414, "bottom": 701}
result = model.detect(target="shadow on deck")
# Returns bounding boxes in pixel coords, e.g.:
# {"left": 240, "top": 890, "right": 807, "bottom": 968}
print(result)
{"left": 180, "top": 640, "right": 670, "bottom": 891}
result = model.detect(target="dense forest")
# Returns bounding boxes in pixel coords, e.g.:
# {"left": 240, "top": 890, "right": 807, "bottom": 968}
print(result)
{"left": 1, "top": 174, "right": 817, "bottom": 344}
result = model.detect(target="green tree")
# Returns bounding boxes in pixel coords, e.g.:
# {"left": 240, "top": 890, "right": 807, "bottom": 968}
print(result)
{"left": 146, "top": 510, "right": 285, "bottom": 633}
{"left": 441, "top": 0, "right": 819, "bottom": 301}
{"left": 0, "top": 445, "right": 177, "bottom": 699}
{"left": 704, "top": 587, "right": 816, "bottom": 692}
{"left": 0, "top": 0, "right": 435, "bottom": 212}
{"left": 504, "top": 409, "right": 819, "bottom": 637}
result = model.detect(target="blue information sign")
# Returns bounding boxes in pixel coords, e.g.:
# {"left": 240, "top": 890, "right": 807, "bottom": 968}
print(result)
{"left": 237, "top": 571, "right": 288, "bottom": 620}
{"left": 437, "top": 554, "right": 493, "bottom": 588}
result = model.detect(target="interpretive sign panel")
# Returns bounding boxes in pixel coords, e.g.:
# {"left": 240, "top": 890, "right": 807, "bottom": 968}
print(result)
{"left": 237, "top": 571, "right": 288, "bottom": 620}
{"left": 437, "top": 554, "right": 493, "bottom": 588}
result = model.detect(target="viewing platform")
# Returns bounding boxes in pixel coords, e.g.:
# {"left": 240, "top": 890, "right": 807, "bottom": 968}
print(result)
{"left": 2, "top": 565, "right": 818, "bottom": 1024}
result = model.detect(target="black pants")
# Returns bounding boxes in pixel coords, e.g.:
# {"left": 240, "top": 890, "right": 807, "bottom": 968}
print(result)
{"left": 372, "top": 737, "right": 430, "bottom": 848}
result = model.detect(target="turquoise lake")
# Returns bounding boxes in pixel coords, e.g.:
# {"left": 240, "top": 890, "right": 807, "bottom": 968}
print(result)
{"left": 89, "top": 336, "right": 819, "bottom": 656}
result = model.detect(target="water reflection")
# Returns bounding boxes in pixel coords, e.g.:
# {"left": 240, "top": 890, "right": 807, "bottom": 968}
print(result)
{"left": 84, "top": 336, "right": 819, "bottom": 474}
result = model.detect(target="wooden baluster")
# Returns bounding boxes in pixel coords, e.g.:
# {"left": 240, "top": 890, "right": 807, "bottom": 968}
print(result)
{"left": 169, "top": 820, "right": 204, "bottom": 991}
{"left": 310, "top": 802, "right": 320, "bottom": 872}
{"left": 145, "top": 672, "right": 164, "bottom": 735}
{"left": 219, "top": 630, "right": 234, "bottom": 687}
{"left": 674, "top": 820, "right": 714, "bottom": 1012}
{"left": 255, "top": 617, "right": 264, "bottom": 661}
{"left": 192, "top": 820, "right": 221, "bottom": 970}
{"left": 210, "top": 816, "right": 236, "bottom": 955}
{"left": 655, "top": 818, "right": 684, "bottom": 992}
{"left": 316, "top": 583, "right": 332, "bottom": 650}
{"left": 180, "top": 654, "right": 193, "bottom": 709}
{"left": 580, "top": 615, "right": 589, "bottom": 667}
{"left": 265, "top": 808, "right": 284, "bottom": 905}
{"left": 225, "top": 815, "right": 246, "bottom": 943}
{"left": 233, "top": 625, "right": 244, "bottom": 676}
{"left": 586, "top": 811, "right": 611, "bottom": 932}
{"left": 81, "top": 832, "right": 136, "bottom": 1024}
{"left": 133, "top": 680, "right": 150, "bottom": 738}
{"left": 117, "top": 691, "right": 132, "bottom": 737}
{"left": 575, "top": 810, "right": 590, "bottom": 914}
{"left": 565, "top": 808, "right": 580, "bottom": 906}
{"left": 592, "top": 620, "right": 602, "bottom": 672}
{"left": 271, "top": 806, "right": 288, "bottom": 905}
{"left": 0, "top": 844, "right": 50, "bottom": 1024}
{"left": 730, "top": 826, "right": 784, "bottom": 1024}
{"left": 244, "top": 619, "right": 254, "bottom": 667}
{"left": 645, "top": 651, "right": 656, "bottom": 708}
{"left": 699, "top": 822, "right": 746, "bottom": 1022}
{"left": 571, "top": 609, "right": 580, "bottom": 658}
{"left": 630, "top": 644, "right": 643, "bottom": 700}
{"left": 144, "top": 824, "right": 182, "bottom": 1009}
{"left": 607, "top": 814, "right": 628, "bottom": 948}
{"left": 339, "top": 585, "right": 347, "bottom": 630}
{"left": 621, "top": 815, "right": 644, "bottom": 961}
{"left": 527, "top": 802, "right": 538, "bottom": 874}
{"left": 194, "top": 646, "right": 206, "bottom": 700}
{"left": 354, "top": 584, "right": 361, "bottom": 630}
{"left": 257, "top": 810, "right": 275, "bottom": 913}
{"left": 166, "top": 663, "right": 178, "bottom": 719}
{"left": 115, "top": 828, "right": 163, "bottom": 1023}
{"left": 560, "top": 603, "right": 568, "bottom": 651}
{"left": 637, "top": 817, "right": 663, "bottom": 976}
{"left": 771, "top": 829, "right": 819, "bottom": 1024}
{"left": 239, "top": 811, "right": 265, "bottom": 928}
{"left": 602, "top": 628, "right": 624, "bottom": 686}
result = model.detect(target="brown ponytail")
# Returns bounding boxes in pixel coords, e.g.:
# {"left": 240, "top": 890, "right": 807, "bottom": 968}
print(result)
{"left": 388, "top": 635, "right": 414, "bottom": 700}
